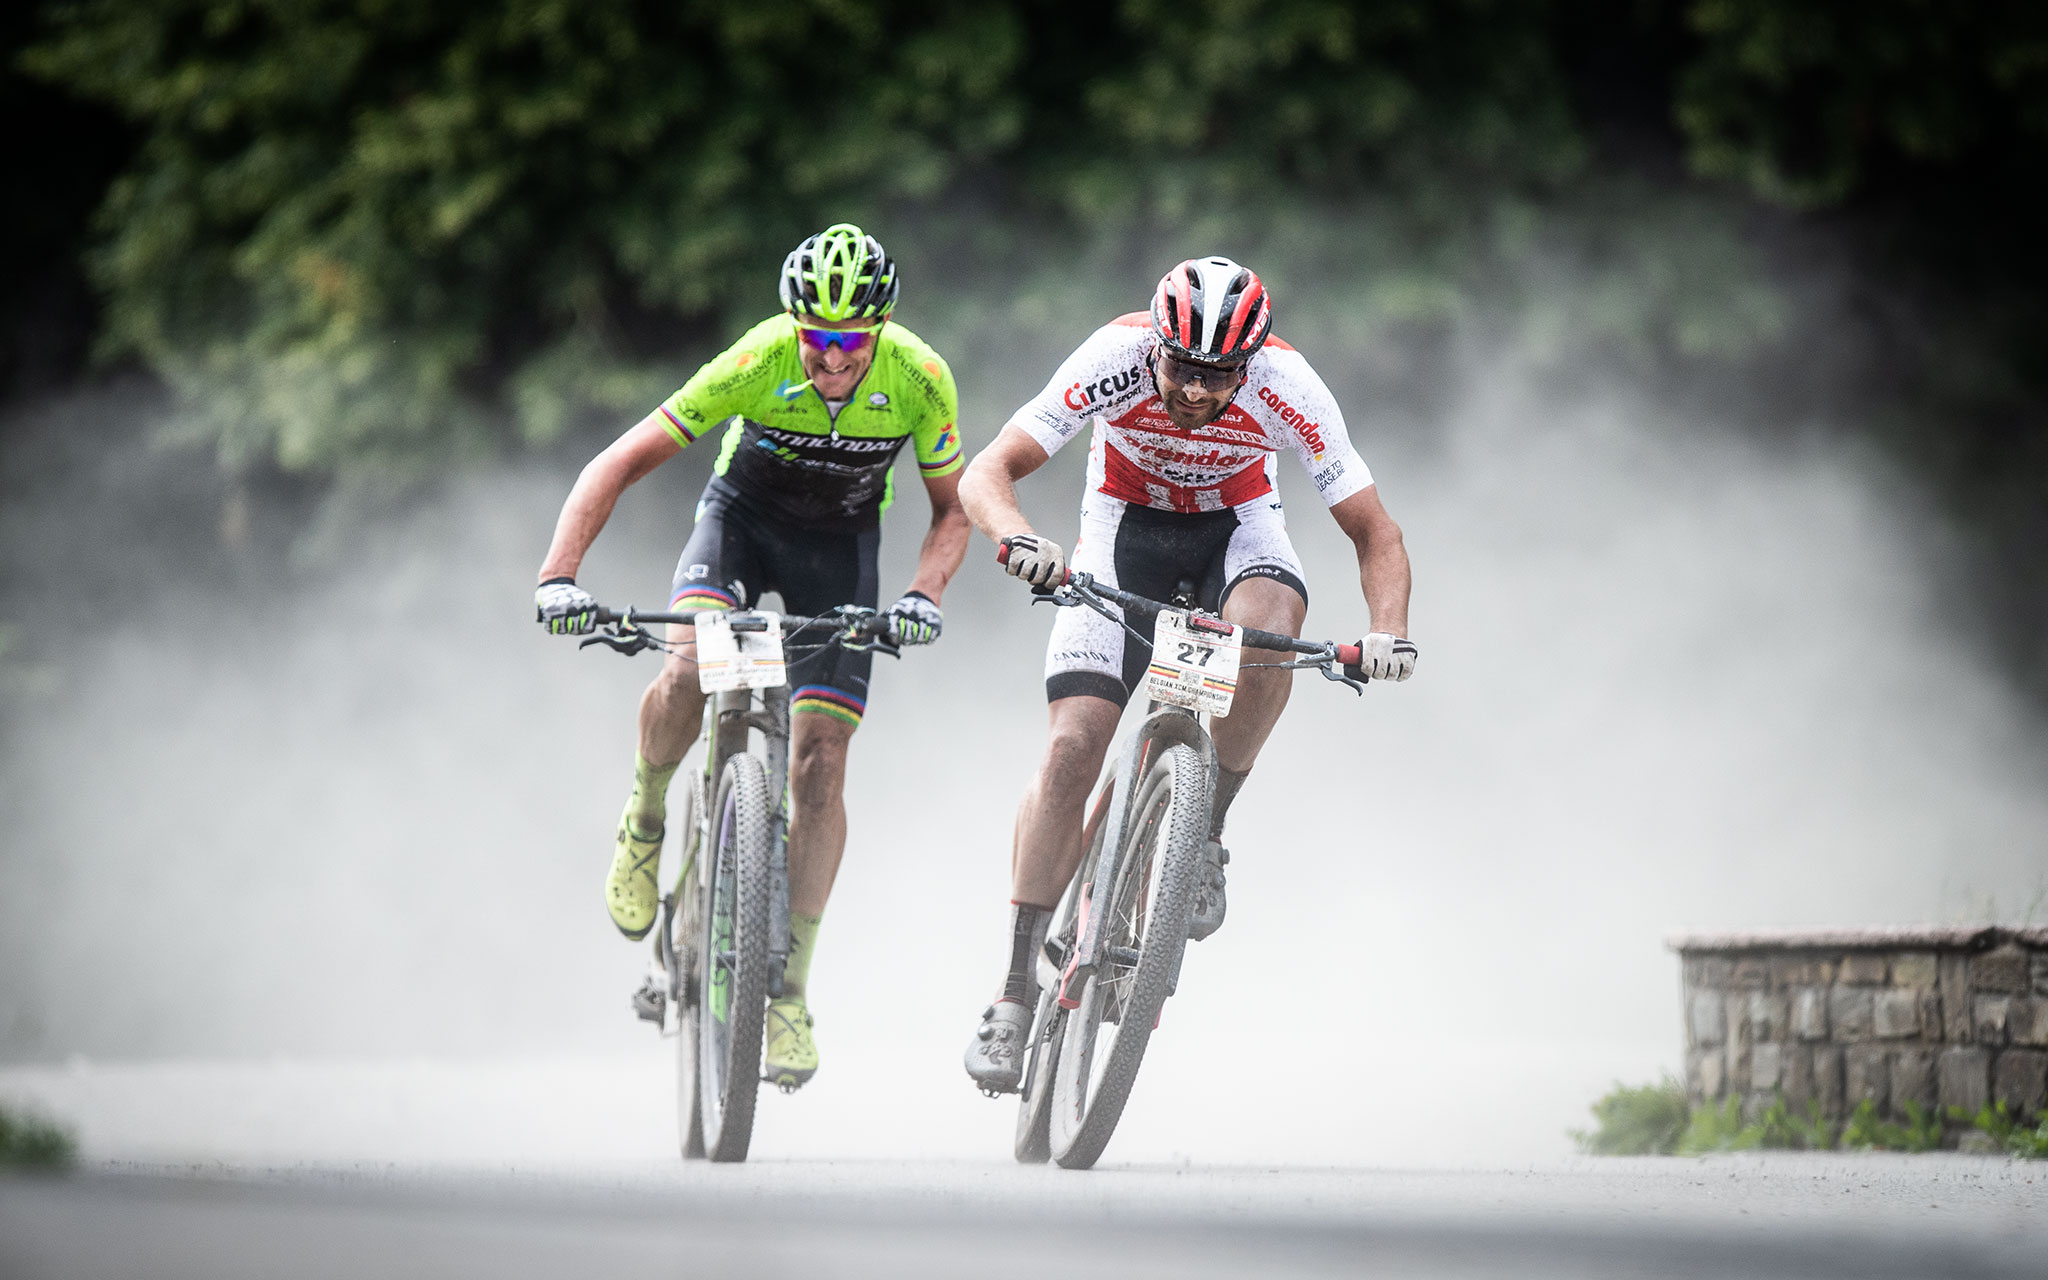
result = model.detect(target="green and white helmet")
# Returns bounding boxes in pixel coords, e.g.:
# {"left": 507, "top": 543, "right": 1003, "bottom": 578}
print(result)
{"left": 779, "top": 223, "right": 899, "bottom": 322}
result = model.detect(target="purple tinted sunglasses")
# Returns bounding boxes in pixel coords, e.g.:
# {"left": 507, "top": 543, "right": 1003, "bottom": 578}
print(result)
{"left": 796, "top": 324, "right": 876, "bottom": 353}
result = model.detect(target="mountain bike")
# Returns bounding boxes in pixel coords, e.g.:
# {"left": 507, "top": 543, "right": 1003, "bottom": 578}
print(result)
{"left": 578, "top": 601, "right": 894, "bottom": 1163}
{"left": 996, "top": 548, "right": 1368, "bottom": 1170}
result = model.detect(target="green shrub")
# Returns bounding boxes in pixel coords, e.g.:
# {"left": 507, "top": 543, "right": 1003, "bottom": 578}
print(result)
{"left": 1951, "top": 1102, "right": 2048, "bottom": 1159}
{"left": 1675, "top": 1095, "right": 1761, "bottom": 1155}
{"left": 1572, "top": 1077, "right": 1691, "bottom": 1155}
{"left": 1575, "top": 1081, "right": 2047, "bottom": 1158}
{"left": 2008, "top": 1116, "right": 2048, "bottom": 1160}
{"left": 1752, "top": 1095, "right": 1838, "bottom": 1151}
{"left": 0, "top": 1104, "right": 77, "bottom": 1170}
{"left": 1841, "top": 1098, "right": 1942, "bottom": 1152}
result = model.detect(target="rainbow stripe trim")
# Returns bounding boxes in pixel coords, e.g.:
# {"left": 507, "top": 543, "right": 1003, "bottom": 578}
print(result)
{"left": 792, "top": 684, "right": 865, "bottom": 728}
{"left": 1145, "top": 664, "right": 1236, "bottom": 694}
{"left": 919, "top": 423, "right": 963, "bottom": 475}
{"left": 670, "top": 584, "right": 737, "bottom": 612}
{"left": 658, "top": 404, "right": 702, "bottom": 445}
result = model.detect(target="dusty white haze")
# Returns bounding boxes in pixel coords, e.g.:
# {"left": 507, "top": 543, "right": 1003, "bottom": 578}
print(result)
{"left": 3, "top": 331, "right": 2046, "bottom": 1170}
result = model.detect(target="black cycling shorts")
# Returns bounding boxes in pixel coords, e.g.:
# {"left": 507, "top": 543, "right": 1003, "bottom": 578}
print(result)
{"left": 1044, "top": 495, "right": 1309, "bottom": 707}
{"left": 669, "top": 477, "right": 880, "bottom": 728}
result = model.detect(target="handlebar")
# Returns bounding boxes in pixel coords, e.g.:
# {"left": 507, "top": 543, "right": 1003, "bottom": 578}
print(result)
{"left": 577, "top": 603, "right": 897, "bottom": 658}
{"left": 592, "top": 606, "right": 891, "bottom": 642}
{"left": 996, "top": 539, "right": 1362, "bottom": 668}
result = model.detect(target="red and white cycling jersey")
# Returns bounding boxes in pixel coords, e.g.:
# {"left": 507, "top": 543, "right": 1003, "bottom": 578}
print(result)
{"left": 1014, "top": 313, "right": 1373, "bottom": 513}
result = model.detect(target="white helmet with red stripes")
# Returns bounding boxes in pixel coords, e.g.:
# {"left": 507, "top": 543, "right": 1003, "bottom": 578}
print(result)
{"left": 1149, "top": 256, "right": 1273, "bottom": 366}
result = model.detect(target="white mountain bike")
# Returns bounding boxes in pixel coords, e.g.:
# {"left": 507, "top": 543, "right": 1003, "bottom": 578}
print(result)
{"left": 994, "top": 549, "right": 1370, "bottom": 1170}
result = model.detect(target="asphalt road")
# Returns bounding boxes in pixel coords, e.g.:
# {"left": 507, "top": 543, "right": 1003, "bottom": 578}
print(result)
{"left": 5, "top": 1155, "right": 2045, "bottom": 1279}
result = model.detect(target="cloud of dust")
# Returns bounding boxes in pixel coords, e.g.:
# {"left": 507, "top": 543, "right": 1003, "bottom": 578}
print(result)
{"left": 2, "top": 268, "right": 2046, "bottom": 1171}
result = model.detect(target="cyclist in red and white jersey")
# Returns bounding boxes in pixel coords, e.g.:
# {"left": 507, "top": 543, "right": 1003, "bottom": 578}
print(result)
{"left": 957, "top": 257, "right": 1417, "bottom": 1092}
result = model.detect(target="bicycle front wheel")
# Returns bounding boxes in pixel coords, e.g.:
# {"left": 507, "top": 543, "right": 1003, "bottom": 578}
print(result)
{"left": 1047, "top": 742, "right": 1208, "bottom": 1170}
{"left": 1014, "top": 791, "right": 1109, "bottom": 1165}
{"left": 694, "top": 751, "right": 773, "bottom": 1162}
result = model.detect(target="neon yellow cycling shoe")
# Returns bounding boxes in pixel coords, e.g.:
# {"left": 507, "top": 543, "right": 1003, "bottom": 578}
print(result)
{"left": 606, "top": 812, "right": 663, "bottom": 941}
{"left": 764, "top": 999, "right": 818, "bottom": 1093}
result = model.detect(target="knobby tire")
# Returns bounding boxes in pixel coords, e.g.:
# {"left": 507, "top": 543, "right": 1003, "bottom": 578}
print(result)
{"left": 696, "top": 752, "right": 772, "bottom": 1162}
{"left": 1047, "top": 742, "right": 1208, "bottom": 1170}
{"left": 672, "top": 768, "right": 708, "bottom": 1160}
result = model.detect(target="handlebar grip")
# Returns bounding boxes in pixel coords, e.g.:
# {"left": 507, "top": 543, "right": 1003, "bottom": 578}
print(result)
{"left": 1336, "top": 643, "right": 1363, "bottom": 667}
{"left": 996, "top": 536, "right": 1071, "bottom": 589}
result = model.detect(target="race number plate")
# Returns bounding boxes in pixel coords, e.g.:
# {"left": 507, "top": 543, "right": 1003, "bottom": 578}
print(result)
{"left": 693, "top": 611, "right": 787, "bottom": 692}
{"left": 1145, "top": 609, "right": 1242, "bottom": 715}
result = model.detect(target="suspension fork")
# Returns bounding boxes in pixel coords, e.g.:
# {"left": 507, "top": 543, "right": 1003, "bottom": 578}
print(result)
{"left": 1061, "top": 706, "right": 1214, "bottom": 1006}
{"left": 757, "top": 687, "right": 793, "bottom": 999}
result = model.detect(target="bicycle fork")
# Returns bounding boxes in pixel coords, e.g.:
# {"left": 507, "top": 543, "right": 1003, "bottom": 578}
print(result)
{"left": 1058, "top": 707, "right": 1217, "bottom": 1009}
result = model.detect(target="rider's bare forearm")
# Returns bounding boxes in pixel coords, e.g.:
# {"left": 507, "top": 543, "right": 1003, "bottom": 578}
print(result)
{"left": 539, "top": 455, "right": 633, "bottom": 581}
{"left": 538, "top": 414, "right": 680, "bottom": 582}
{"left": 905, "top": 499, "right": 971, "bottom": 603}
{"left": 1331, "top": 484, "right": 1411, "bottom": 637}
{"left": 959, "top": 424, "right": 1051, "bottom": 543}
{"left": 1361, "top": 529, "right": 1411, "bottom": 637}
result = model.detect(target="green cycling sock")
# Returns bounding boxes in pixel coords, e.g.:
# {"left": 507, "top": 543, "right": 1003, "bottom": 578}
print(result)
{"left": 781, "top": 911, "right": 823, "bottom": 1002}
{"left": 626, "top": 753, "right": 682, "bottom": 839}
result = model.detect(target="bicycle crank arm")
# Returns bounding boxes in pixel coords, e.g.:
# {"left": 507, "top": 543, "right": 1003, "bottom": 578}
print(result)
{"left": 1057, "top": 962, "right": 1095, "bottom": 1011}
{"left": 1057, "top": 883, "right": 1095, "bottom": 1010}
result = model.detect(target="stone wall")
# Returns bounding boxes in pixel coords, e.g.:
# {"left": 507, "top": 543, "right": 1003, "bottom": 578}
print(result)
{"left": 1670, "top": 926, "right": 2048, "bottom": 1137}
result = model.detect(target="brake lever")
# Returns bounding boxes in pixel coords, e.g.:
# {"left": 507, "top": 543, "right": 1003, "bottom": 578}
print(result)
{"left": 840, "top": 634, "right": 902, "bottom": 659}
{"left": 579, "top": 626, "right": 654, "bottom": 657}
{"left": 1318, "top": 661, "right": 1368, "bottom": 696}
{"left": 1069, "top": 589, "right": 1123, "bottom": 628}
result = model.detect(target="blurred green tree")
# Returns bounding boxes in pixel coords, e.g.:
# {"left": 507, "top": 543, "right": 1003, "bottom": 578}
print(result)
{"left": 21, "top": 0, "right": 1590, "bottom": 475}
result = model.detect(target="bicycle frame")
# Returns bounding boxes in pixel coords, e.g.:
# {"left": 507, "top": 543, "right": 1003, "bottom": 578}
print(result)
{"left": 649, "top": 622, "right": 797, "bottom": 1022}
{"left": 611, "top": 603, "right": 894, "bottom": 1020}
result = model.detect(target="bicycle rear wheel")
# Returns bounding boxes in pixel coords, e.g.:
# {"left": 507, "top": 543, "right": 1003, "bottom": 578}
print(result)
{"left": 1047, "top": 742, "right": 1207, "bottom": 1170}
{"left": 694, "top": 751, "right": 772, "bottom": 1162}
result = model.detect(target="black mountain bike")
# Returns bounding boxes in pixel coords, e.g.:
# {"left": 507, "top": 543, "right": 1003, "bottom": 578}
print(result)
{"left": 579, "top": 601, "right": 894, "bottom": 1163}
{"left": 996, "top": 549, "right": 1368, "bottom": 1170}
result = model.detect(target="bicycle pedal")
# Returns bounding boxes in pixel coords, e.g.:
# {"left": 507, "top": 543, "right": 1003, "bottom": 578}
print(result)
{"left": 630, "top": 977, "right": 666, "bottom": 1025}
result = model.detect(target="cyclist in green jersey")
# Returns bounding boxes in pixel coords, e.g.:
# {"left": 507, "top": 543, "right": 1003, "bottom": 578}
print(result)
{"left": 534, "top": 225, "right": 969, "bottom": 1088}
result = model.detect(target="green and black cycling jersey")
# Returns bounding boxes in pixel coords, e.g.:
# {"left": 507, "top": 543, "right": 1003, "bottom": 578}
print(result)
{"left": 656, "top": 314, "right": 963, "bottom": 525}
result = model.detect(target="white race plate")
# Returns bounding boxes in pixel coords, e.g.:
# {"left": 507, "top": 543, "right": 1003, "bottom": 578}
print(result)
{"left": 693, "top": 610, "right": 787, "bottom": 692}
{"left": 1144, "top": 609, "right": 1241, "bottom": 715}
